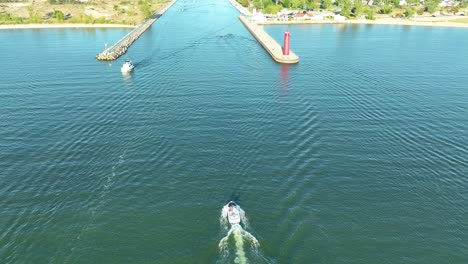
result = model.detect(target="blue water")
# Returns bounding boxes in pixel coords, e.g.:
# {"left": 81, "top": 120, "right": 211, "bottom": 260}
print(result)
{"left": 1, "top": 1, "right": 468, "bottom": 263}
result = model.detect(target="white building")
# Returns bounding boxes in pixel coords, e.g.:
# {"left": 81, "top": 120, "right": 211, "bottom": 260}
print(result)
{"left": 333, "top": 14, "right": 346, "bottom": 21}
{"left": 252, "top": 9, "right": 266, "bottom": 23}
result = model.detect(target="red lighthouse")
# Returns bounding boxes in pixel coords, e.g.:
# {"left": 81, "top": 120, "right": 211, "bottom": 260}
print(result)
{"left": 283, "top": 30, "right": 290, "bottom": 55}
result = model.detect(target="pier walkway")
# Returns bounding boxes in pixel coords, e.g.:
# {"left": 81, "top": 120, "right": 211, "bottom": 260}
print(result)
{"left": 96, "top": 0, "right": 176, "bottom": 61}
{"left": 239, "top": 16, "right": 299, "bottom": 64}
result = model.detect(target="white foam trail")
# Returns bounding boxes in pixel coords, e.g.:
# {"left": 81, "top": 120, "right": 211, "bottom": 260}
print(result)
{"left": 233, "top": 225, "right": 246, "bottom": 264}
{"left": 220, "top": 205, "right": 230, "bottom": 230}
{"left": 219, "top": 204, "right": 260, "bottom": 264}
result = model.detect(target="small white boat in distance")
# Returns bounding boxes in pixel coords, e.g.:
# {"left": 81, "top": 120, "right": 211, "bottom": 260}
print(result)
{"left": 121, "top": 60, "right": 134, "bottom": 73}
{"left": 226, "top": 201, "right": 241, "bottom": 225}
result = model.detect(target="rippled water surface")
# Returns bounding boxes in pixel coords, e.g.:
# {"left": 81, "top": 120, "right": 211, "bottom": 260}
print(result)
{"left": 1, "top": 1, "right": 468, "bottom": 263}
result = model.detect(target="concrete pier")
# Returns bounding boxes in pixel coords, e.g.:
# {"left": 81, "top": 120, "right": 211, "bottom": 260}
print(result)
{"left": 96, "top": 0, "right": 176, "bottom": 61}
{"left": 239, "top": 16, "right": 299, "bottom": 64}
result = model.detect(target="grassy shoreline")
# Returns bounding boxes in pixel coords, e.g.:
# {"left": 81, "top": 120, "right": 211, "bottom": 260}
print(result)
{"left": 0, "top": 23, "right": 137, "bottom": 30}
{"left": 0, "top": 0, "right": 170, "bottom": 26}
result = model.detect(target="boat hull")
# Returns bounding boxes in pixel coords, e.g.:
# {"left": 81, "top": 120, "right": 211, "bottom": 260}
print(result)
{"left": 121, "top": 65, "right": 134, "bottom": 73}
{"left": 226, "top": 201, "right": 241, "bottom": 225}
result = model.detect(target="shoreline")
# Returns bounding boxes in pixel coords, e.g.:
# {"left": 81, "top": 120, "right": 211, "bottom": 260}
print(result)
{"left": 258, "top": 18, "right": 468, "bottom": 28}
{"left": 0, "top": 23, "right": 137, "bottom": 30}
{"left": 226, "top": 1, "right": 468, "bottom": 28}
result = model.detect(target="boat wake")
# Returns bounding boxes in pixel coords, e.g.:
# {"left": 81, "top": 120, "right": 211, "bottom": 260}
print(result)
{"left": 218, "top": 203, "right": 260, "bottom": 264}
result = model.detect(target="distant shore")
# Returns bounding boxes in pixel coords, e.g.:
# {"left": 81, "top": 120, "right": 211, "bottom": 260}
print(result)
{"left": 226, "top": 0, "right": 468, "bottom": 29}
{"left": 0, "top": 24, "right": 137, "bottom": 30}
{"left": 259, "top": 17, "right": 468, "bottom": 28}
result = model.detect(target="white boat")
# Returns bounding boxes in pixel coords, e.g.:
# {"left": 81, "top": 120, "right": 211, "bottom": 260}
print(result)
{"left": 121, "top": 60, "right": 134, "bottom": 73}
{"left": 226, "top": 201, "right": 241, "bottom": 225}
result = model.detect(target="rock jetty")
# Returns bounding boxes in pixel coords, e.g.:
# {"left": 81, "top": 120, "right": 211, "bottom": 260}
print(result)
{"left": 96, "top": 0, "right": 176, "bottom": 61}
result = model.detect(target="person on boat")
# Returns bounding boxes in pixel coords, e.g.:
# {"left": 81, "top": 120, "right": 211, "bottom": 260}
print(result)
{"left": 229, "top": 204, "right": 237, "bottom": 215}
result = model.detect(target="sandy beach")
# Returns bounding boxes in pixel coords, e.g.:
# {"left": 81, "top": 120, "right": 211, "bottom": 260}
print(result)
{"left": 258, "top": 17, "right": 468, "bottom": 28}
{"left": 0, "top": 24, "right": 137, "bottom": 30}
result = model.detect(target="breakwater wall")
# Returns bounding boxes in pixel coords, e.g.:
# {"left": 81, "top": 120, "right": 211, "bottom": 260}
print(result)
{"left": 96, "top": 0, "right": 176, "bottom": 61}
{"left": 239, "top": 16, "right": 299, "bottom": 64}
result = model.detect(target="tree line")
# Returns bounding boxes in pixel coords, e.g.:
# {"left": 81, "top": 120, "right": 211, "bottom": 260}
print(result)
{"left": 238, "top": 0, "right": 467, "bottom": 18}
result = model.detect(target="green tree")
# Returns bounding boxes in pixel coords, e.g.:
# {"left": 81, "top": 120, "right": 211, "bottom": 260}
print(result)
{"left": 354, "top": 0, "right": 365, "bottom": 17}
{"left": 306, "top": 0, "right": 320, "bottom": 10}
{"left": 262, "top": 0, "right": 270, "bottom": 7}
{"left": 53, "top": 9, "right": 64, "bottom": 21}
{"left": 252, "top": 0, "right": 262, "bottom": 8}
{"left": 379, "top": 4, "right": 393, "bottom": 14}
{"left": 373, "top": 0, "right": 392, "bottom": 5}
{"left": 425, "top": 0, "right": 441, "bottom": 13}
{"left": 264, "top": 4, "right": 283, "bottom": 13}
{"left": 406, "top": 0, "right": 420, "bottom": 5}
{"left": 321, "top": 0, "right": 333, "bottom": 9}
{"left": 404, "top": 7, "right": 415, "bottom": 17}
{"left": 290, "top": 0, "right": 303, "bottom": 8}
{"left": 238, "top": 0, "right": 249, "bottom": 7}
{"left": 336, "top": 0, "right": 353, "bottom": 17}
{"left": 365, "top": 7, "right": 376, "bottom": 19}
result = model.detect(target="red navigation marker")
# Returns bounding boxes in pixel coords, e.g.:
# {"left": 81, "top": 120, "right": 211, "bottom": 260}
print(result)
{"left": 283, "top": 30, "right": 290, "bottom": 55}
